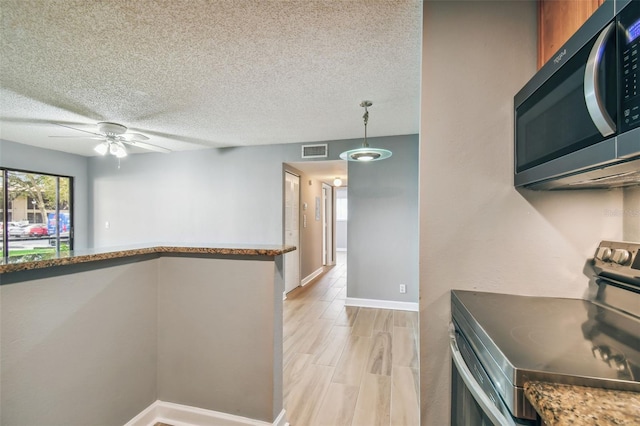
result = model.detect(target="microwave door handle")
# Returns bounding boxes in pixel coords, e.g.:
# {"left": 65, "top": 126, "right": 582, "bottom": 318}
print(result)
{"left": 449, "top": 326, "right": 515, "bottom": 426}
{"left": 584, "top": 21, "right": 616, "bottom": 137}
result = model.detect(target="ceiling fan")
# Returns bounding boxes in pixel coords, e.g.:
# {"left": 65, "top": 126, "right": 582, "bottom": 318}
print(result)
{"left": 50, "top": 122, "right": 171, "bottom": 157}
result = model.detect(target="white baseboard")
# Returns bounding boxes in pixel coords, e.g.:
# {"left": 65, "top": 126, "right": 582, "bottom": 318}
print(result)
{"left": 125, "top": 401, "right": 157, "bottom": 426}
{"left": 345, "top": 297, "right": 418, "bottom": 312}
{"left": 272, "top": 410, "right": 288, "bottom": 426}
{"left": 124, "top": 400, "right": 288, "bottom": 426}
{"left": 301, "top": 266, "right": 324, "bottom": 286}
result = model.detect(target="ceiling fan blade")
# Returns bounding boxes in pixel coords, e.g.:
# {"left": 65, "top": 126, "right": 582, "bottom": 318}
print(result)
{"left": 122, "top": 140, "right": 171, "bottom": 153}
{"left": 56, "top": 123, "right": 103, "bottom": 137}
{"left": 133, "top": 128, "right": 216, "bottom": 148}
{"left": 49, "top": 135, "right": 104, "bottom": 140}
{"left": 121, "top": 132, "right": 150, "bottom": 141}
{"left": 0, "top": 118, "right": 88, "bottom": 127}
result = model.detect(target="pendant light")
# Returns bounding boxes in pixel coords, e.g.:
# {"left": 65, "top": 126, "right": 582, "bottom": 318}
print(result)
{"left": 339, "top": 101, "right": 392, "bottom": 162}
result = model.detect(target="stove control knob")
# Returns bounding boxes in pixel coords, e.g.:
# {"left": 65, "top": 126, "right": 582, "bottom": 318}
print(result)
{"left": 612, "top": 249, "right": 631, "bottom": 265}
{"left": 597, "top": 247, "right": 613, "bottom": 261}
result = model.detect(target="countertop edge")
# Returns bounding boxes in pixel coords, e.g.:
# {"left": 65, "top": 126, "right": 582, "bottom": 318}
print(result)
{"left": 0, "top": 245, "right": 296, "bottom": 274}
{"left": 524, "top": 381, "right": 640, "bottom": 426}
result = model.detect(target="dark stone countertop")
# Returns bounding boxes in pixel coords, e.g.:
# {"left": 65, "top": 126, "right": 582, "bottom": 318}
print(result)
{"left": 0, "top": 243, "right": 296, "bottom": 274}
{"left": 524, "top": 381, "right": 640, "bottom": 425}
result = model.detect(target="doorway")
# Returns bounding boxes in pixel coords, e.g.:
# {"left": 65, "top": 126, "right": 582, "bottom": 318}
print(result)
{"left": 322, "top": 183, "right": 334, "bottom": 266}
{"left": 284, "top": 171, "right": 300, "bottom": 294}
{"left": 283, "top": 160, "right": 346, "bottom": 287}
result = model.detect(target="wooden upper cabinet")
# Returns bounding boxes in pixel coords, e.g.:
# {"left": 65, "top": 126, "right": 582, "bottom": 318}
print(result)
{"left": 538, "top": 0, "right": 604, "bottom": 69}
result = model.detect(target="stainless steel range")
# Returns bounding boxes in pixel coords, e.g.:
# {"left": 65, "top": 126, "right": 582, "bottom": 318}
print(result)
{"left": 450, "top": 241, "right": 640, "bottom": 425}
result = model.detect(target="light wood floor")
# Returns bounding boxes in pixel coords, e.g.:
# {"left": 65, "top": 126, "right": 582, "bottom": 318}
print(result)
{"left": 283, "top": 253, "right": 420, "bottom": 426}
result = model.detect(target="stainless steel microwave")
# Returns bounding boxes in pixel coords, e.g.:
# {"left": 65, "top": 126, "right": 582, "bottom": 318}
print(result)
{"left": 514, "top": 0, "right": 640, "bottom": 190}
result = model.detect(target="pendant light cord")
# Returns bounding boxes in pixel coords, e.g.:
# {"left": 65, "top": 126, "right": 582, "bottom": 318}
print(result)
{"left": 339, "top": 100, "right": 391, "bottom": 162}
{"left": 362, "top": 106, "right": 369, "bottom": 148}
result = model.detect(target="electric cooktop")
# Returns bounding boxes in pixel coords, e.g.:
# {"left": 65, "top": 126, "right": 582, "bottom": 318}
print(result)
{"left": 451, "top": 240, "right": 640, "bottom": 419}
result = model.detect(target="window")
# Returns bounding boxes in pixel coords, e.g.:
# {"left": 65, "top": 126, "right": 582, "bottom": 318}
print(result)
{"left": 1, "top": 168, "right": 73, "bottom": 258}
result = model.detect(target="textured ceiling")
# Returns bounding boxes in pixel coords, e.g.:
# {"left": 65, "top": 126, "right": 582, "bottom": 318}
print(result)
{"left": 0, "top": 0, "right": 422, "bottom": 157}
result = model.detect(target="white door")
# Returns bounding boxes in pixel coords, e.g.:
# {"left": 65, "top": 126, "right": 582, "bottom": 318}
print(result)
{"left": 322, "top": 183, "right": 334, "bottom": 266}
{"left": 284, "top": 172, "right": 300, "bottom": 294}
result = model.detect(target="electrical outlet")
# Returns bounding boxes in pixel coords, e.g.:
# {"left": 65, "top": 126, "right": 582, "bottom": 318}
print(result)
{"left": 399, "top": 284, "right": 406, "bottom": 294}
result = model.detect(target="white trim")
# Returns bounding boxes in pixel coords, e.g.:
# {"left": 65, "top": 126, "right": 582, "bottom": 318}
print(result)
{"left": 345, "top": 297, "right": 419, "bottom": 312}
{"left": 124, "top": 400, "right": 288, "bottom": 426}
{"left": 124, "top": 401, "right": 157, "bottom": 426}
{"left": 301, "top": 267, "right": 324, "bottom": 286}
{"left": 272, "top": 409, "right": 289, "bottom": 426}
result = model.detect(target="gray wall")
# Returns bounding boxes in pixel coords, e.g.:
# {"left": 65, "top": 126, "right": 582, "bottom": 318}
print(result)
{"left": 0, "top": 260, "right": 158, "bottom": 425}
{"left": 419, "top": 2, "right": 624, "bottom": 424}
{"left": 89, "top": 144, "right": 289, "bottom": 247}
{"left": 347, "top": 135, "right": 419, "bottom": 303}
{"left": 157, "top": 256, "right": 283, "bottom": 422}
{"left": 1, "top": 255, "right": 284, "bottom": 425}
{"left": 0, "top": 139, "right": 90, "bottom": 248}
{"left": 90, "top": 135, "right": 419, "bottom": 304}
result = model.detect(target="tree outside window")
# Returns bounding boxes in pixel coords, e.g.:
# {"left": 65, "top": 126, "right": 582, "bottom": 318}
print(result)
{"left": 1, "top": 169, "right": 73, "bottom": 257}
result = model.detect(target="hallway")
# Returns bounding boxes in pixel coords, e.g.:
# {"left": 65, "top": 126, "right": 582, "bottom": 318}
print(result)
{"left": 283, "top": 253, "right": 420, "bottom": 426}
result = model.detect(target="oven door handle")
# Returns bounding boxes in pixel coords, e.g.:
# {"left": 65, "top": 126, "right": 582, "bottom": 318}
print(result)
{"left": 449, "top": 326, "right": 515, "bottom": 426}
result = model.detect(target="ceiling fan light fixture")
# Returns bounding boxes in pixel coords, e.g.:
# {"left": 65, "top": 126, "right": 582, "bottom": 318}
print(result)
{"left": 94, "top": 142, "right": 109, "bottom": 156}
{"left": 110, "top": 142, "right": 128, "bottom": 158}
{"left": 339, "top": 101, "right": 392, "bottom": 163}
{"left": 53, "top": 122, "right": 169, "bottom": 157}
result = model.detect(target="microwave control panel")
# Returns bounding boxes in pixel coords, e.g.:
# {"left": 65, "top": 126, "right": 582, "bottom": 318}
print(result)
{"left": 621, "top": 4, "right": 640, "bottom": 132}
{"left": 621, "top": 42, "right": 639, "bottom": 130}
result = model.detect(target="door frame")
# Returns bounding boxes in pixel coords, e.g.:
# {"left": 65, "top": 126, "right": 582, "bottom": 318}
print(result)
{"left": 322, "top": 183, "right": 334, "bottom": 266}
{"left": 283, "top": 170, "right": 301, "bottom": 295}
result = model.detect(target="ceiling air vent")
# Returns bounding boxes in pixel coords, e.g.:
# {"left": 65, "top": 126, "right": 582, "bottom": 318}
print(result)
{"left": 301, "top": 144, "right": 328, "bottom": 159}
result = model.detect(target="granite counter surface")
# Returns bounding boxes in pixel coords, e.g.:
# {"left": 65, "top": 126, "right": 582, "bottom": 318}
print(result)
{"left": 524, "top": 381, "right": 640, "bottom": 425}
{"left": 0, "top": 243, "right": 296, "bottom": 274}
